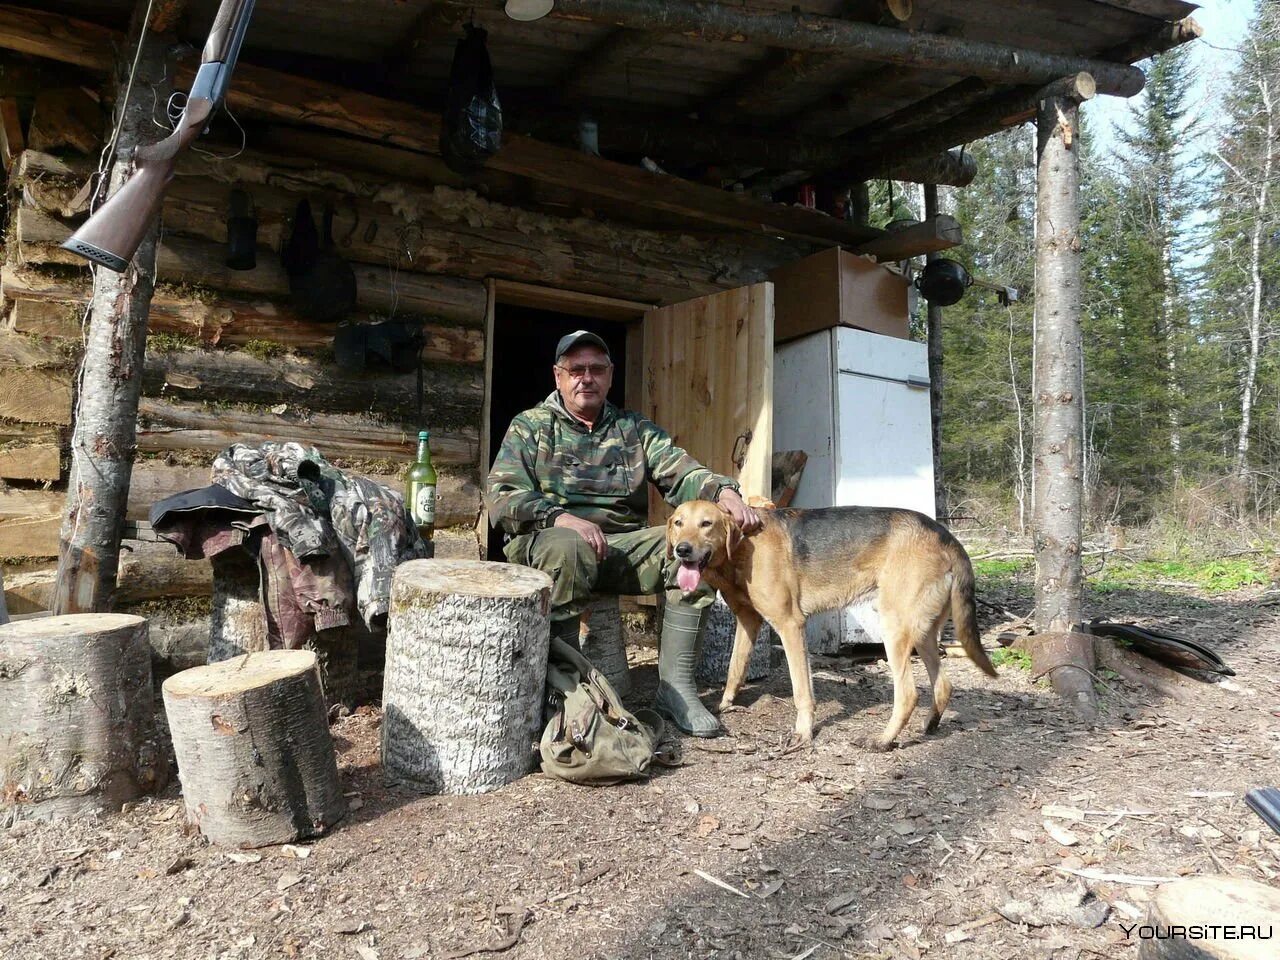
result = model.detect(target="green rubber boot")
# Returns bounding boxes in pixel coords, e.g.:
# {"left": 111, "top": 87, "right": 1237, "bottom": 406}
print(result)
{"left": 655, "top": 600, "right": 721, "bottom": 737}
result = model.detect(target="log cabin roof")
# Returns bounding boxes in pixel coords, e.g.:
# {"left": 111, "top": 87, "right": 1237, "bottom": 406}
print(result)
{"left": 5, "top": 0, "right": 1201, "bottom": 249}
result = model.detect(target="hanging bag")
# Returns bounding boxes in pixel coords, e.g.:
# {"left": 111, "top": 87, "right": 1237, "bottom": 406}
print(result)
{"left": 441, "top": 24, "right": 503, "bottom": 175}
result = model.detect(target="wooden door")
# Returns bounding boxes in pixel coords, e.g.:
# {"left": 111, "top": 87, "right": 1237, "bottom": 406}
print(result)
{"left": 640, "top": 283, "right": 774, "bottom": 520}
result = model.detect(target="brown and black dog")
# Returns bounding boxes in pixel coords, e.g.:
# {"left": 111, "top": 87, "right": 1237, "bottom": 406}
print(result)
{"left": 666, "top": 500, "right": 997, "bottom": 750}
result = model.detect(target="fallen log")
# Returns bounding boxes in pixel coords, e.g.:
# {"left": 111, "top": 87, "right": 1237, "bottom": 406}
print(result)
{"left": 382, "top": 559, "right": 552, "bottom": 794}
{"left": 162, "top": 649, "right": 346, "bottom": 847}
{"left": 0, "top": 613, "right": 167, "bottom": 821}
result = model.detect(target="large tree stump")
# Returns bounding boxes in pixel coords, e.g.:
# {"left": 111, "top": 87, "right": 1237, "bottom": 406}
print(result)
{"left": 162, "top": 649, "right": 346, "bottom": 848}
{"left": 382, "top": 559, "right": 551, "bottom": 795}
{"left": 579, "top": 595, "right": 631, "bottom": 697}
{"left": 0, "top": 614, "right": 166, "bottom": 822}
{"left": 1138, "top": 876, "right": 1280, "bottom": 959}
{"left": 698, "top": 594, "right": 773, "bottom": 686}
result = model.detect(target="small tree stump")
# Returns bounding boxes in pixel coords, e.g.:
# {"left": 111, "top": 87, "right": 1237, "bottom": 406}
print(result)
{"left": 382, "top": 559, "right": 551, "bottom": 795}
{"left": 0, "top": 614, "right": 166, "bottom": 822}
{"left": 697, "top": 594, "right": 773, "bottom": 686}
{"left": 580, "top": 595, "right": 631, "bottom": 697}
{"left": 208, "top": 550, "right": 367, "bottom": 709}
{"left": 162, "top": 649, "right": 346, "bottom": 848}
{"left": 1139, "top": 875, "right": 1280, "bottom": 959}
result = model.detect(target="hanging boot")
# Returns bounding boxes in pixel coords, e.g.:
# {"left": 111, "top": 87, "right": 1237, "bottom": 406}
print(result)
{"left": 655, "top": 600, "right": 720, "bottom": 737}
{"left": 549, "top": 616, "right": 582, "bottom": 652}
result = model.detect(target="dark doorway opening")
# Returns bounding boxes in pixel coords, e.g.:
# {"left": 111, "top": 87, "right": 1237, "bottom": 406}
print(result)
{"left": 485, "top": 304, "right": 631, "bottom": 561}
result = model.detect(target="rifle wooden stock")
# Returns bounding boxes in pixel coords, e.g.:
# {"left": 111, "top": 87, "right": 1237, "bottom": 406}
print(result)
{"left": 61, "top": 98, "right": 213, "bottom": 272}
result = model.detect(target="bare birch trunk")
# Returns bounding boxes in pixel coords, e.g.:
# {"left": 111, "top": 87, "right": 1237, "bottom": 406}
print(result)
{"left": 163, "top": 650, "right": 346, "bottom": 848}
{"left": 1032, "top": 95, "right": 1086, "bottom": 642}
{"left": 53, "top": 3, "right": 170, "bottom": 614}
{"left": 0, "top": 614, "right": 167, "bottom": 822}
{"left": 382, "top": 560, "right": 551, "bottom": 794}
{"left": 1008, "top": 304, "right": 1029, "bottom": 536}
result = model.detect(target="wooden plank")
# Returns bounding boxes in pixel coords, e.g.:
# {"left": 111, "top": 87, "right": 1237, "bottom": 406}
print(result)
{"left": 641, "top": 283, "right": 774, "bottom": 523}
{"left": 137, "top": 397, "right": 480, "bottom": 465}
{"left": 0, "top": 96, "right": 22, "bottom": 172}
{"left": 851, "top": 215, "right": 963, "bottom": 262}
{"left": 0, "top": 487, "right": 61, "bottom": 558}
{"left": 0, "top": 424, "right": 60, "bottom": 481}
{"left": 0, "top": 368, "right": 72, "bottom": 424}
{"left": 27, "top": 86, "right": 100, "bottom": 155}
{"left": 492, "top": 280, "right": 651, "bottom": 321}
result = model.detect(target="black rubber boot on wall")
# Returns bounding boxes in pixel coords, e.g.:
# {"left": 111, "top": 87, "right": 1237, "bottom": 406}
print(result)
{"left": 655, "top": 601, "right": 720, "bottom": 737}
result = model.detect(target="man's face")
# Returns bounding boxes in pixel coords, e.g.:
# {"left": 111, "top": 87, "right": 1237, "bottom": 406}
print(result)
{"left": 553, "top": 345, "right": 613, "bottom": 421}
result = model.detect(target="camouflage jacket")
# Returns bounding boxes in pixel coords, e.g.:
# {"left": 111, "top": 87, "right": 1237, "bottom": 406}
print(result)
{"left": 486, "top": 391, "right": 739, "bottom": 535}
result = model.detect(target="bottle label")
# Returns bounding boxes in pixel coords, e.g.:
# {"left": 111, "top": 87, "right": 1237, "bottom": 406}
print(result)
{"left": 412, "top": 484, "right": 436, "bottom": 525}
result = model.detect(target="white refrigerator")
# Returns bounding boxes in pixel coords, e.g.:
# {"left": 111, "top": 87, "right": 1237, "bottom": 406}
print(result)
{"left": 773, "top": 327, "right": 936, "bottom": 651}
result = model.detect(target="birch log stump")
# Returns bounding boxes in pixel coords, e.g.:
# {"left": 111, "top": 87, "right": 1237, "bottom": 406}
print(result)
{"left": 1138, "top": 876, "right": 1280, "bottom": 960}
{"left": 697, "top": 593, "right": 773, "bottom": 686}
{"left": 162, "top": 649, "right": 346, "bottom": 847}
{"left": 382, "top": 559, "right": 551, "bottom": 794}
{"left": 0, "top": 614, "right": 166, "bottom": 822}
{"left": 579, "top": 595, "right": 631, "bottom": 697}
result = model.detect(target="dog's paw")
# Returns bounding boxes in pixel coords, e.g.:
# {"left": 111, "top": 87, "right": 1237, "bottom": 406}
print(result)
{"left": 715, "top": 701, "right": 746, "bottom": 715}
{"left": 860, "top": 734, "right": 898, "bottom": 753}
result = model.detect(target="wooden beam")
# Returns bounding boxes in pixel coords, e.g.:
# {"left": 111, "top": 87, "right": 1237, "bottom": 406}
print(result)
{"left": 561, "top": 29, "right": 665, "bottom": 102}
{"left": 850, "top": 214, "right": 962, "bottom": 262}
{"left": 526, "top": 0, "right": 1147, "bottom": 96}
{"left": 380, "top": 2, "right": 465, "bottom": 84}
{"left": 492, "top": 280, "right": 650, "bottom": 321}
{"left": 0, "top": 5, "right": 114, "bottom": 72}
{"left": 0, "top": 5, "right": 876, "bottom": 248}
{"left": 845, "top": 147, "right": 977, "bottom": 188}
{"left": 1097, "top": 15, "right": 1202, "bottom": 65}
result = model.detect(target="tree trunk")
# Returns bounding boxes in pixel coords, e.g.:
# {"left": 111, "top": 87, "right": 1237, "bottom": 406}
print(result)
{"left": 382, "top": 559, "right": 551, "bottom": 794}
{"left": 0, "top": 613, "right": 167, "bottom": 821}
{"left": 1138, "top": 876, "right": 1280, "bottom": 960}
{"left": 923, "top": 184, "right": 946, "bottom": 521}
{"left": 697, "top": 593, "right": 773, "bottom": 686}
{"left": 1032, "top": 93, "right": 1093, "bottom": 718}
{"left": 162, "top": 649, "right": 346, "bottom": 847}
{"left": 579, "top": 595, "right": 631, "bottom": 698}
{"left": 52, "top": 4, "right": 169, "bottom": 615}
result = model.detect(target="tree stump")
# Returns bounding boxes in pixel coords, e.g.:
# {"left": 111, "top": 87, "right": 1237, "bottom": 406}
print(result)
{"left": 697, "top": 593, "right": 773, "bottom": 686}
{"left": 0, "top": 614, "right": 166, "bottom": 822}
{"left": 1030, "top": 631, "right": 1099, "bottom": 723}
{"left": 208, "top": 550, "right": 367, "bottom": 709}
{"left": 1138, "top": 875, "right": 1280, "bottom": 959}
{"left": 382, "top": 559, "right": 551, "bottom": 795}
{"left": 162, "top": 649, "right": 346, "bottom": 848}
{"left": 579, "top": 595, "right": 631, "bottom": 697}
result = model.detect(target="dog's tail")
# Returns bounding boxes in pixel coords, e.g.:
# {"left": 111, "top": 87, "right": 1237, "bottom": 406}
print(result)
{"left": 949, "top": 544, "right": 997, "bottom": 677}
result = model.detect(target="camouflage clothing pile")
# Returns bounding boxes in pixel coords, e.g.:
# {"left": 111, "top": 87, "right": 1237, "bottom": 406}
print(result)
{"left": 213, "top": 442, "right": 429, "bottom": 631}
{"left": 487, "top": 391, "right": 738, "bottom": 536}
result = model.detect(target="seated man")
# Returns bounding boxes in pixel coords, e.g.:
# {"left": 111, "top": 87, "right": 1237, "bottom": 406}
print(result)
{"left": 486, "top": 330, "right": 760, "bottom": 737}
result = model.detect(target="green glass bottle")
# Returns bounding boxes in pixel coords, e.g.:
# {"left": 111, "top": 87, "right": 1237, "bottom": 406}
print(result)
{"left": 406, "top": 430, "right": 437, "bottom": 541}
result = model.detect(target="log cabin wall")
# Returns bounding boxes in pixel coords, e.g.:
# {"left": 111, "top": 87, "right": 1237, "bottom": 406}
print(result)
{"left": 0, "top": 86, "right": 812, "bottom": 614}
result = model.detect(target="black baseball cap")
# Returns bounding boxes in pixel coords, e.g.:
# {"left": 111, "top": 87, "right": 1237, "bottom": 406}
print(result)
{"left": 555, "top": 330, "right": 611, "bottom": 363}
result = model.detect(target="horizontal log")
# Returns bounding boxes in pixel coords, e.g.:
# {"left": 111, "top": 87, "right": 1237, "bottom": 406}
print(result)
{"left": 0, "top": 487, "right": 61, "bottom": 558}
{"left": 0, "top": 424, "right": 60, "bottom": 481}
{"left": 530, "top": 0, "right": 1147, "bottom": 97}
{"left": 0, "top": 367, "right": 72, "bottom": 424}
{"left": 0, "top": 324, "right": 71, "bottom": 368}
{"left": 842, "top": 148, "right": 978, "bottom": 188}
{"left": 4, "top": 273, "right": 483, "bottom": 363}
{"left": 137, "top": 397, "right": 480, "bottom": 465}
{"left": 117, "top": 542, "right": 212, "bottom": 603}
{"left": 0, "top": 4, "right": 113, "bottom": 71}
{"left": 143, "top": 345, "right": 483, "bottom": 428}
{"left": 851, "top": 215, "right": 963, "bottom": 261}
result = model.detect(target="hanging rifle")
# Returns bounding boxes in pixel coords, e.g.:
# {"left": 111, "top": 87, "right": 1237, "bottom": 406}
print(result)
{"left": 61, "top": 0, "right": 256, "bottom": 272}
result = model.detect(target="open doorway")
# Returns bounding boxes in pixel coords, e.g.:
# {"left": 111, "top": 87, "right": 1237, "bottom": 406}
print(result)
{"left": 485, "top": 303, "right": 632, "bottom": 561}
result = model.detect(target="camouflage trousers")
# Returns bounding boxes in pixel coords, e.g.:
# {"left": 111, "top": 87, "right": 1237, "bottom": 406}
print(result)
{"left": 504, "top": 525, "right": 716, "bottom": 623}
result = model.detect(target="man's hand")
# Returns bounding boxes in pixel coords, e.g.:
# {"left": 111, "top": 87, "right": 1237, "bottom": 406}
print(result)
{"left": 553, "top": 512, "right": 609, "bottom": 560}
{"left": 716, "top": 489, "right": 761, "bottom": 533}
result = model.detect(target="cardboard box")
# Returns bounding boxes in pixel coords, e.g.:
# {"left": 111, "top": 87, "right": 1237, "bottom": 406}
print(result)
{"left": 768, "top": 247, "right": 910, "bottom": 343}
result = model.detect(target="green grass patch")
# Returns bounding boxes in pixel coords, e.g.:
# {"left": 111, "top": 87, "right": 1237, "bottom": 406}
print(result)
{"left": 989, "top": 647, "right": 1031, "bottom": 670}
{"left": 1087, "top": 557, "right": 1267, "bottom": 594}
{"left": 972, "top": 557, "right": 1032, "bottom": 578}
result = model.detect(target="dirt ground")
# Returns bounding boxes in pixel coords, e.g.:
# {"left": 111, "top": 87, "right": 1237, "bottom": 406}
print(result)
{"left": 2, "top": 578, "right": 1279, "bottom": 960}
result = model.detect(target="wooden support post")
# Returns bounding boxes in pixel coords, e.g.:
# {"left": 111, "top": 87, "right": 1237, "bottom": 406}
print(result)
{"left": 382, "top": 559, "right": 551, "bottom": 794}
{"left": 0, "top": 614, "right": 167, "bottom": 821}
{"left": 162, "top": 650, "right": 346, "bottom": 847}
{"left": 923, "top": 183, "right": 945, "bottom": 522}
{"left": 1032, "top": 84, "right": 1091, "bottom": 718}
{"left": 53, "top": 3, "right": 169, "bottom": 615}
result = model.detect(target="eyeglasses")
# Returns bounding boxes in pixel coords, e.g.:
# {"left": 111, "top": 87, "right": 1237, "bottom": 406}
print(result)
{"left": 557, "top": 362, "right": 612, "bottom": 379}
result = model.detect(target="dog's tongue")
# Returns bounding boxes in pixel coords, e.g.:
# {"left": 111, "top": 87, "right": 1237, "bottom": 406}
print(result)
{"left": 676, "top": 561, "right": 702, "bottom": 593}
